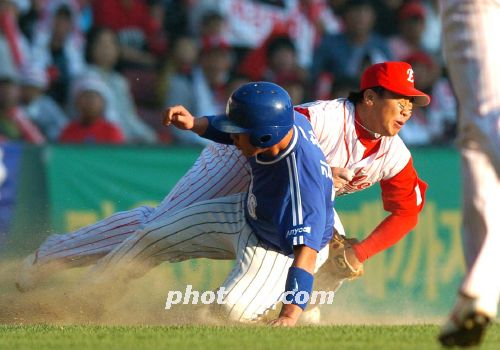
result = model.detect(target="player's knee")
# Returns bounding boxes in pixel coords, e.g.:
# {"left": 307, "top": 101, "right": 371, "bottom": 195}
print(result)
{"left": 216, "top": 302, "right": 257, "bottom": 323}
{"left": 216, "top": 292, "right": 271, "bottom": 323}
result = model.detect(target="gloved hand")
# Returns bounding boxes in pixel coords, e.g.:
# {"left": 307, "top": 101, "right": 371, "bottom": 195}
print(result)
{"left": 314, "top": 233, "right": 364, "bottom": 293}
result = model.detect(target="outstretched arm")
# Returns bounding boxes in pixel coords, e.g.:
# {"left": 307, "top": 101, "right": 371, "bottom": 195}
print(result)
{"left": 352, "top": 213, "right": 418, "bottom": 262}
{"left": 163, "top": 105, "right": 209, "bottom": 135}
{"left": 332, "top": 158, "right": 426, "bottom": 263}
{"left": 163, "top": 105, "right": 233, "bottom": 144}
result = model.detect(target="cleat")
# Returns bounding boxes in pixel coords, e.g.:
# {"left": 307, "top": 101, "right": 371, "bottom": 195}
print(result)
{"left": 438, "top": 294, "right": 492, "bottom": 348}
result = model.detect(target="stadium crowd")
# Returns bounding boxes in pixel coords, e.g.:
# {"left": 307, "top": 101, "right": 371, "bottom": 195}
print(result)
{"left": 0, "top": 0, "right": 456, "bottom": 146}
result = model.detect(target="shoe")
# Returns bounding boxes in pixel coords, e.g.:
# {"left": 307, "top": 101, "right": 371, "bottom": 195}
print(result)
{"left": 15, "top": 252, "right": 40, "bottom": 292}
{"left": 438, "top": 294, "right": 492, "bottom": 348}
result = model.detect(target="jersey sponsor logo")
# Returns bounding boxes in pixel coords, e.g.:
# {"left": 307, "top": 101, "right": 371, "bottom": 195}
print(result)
{"left": 286, "top": 226, "right": 312, "bottom": 238}
{"left": 337, "top": 171, "right": 373, "bottom": 195}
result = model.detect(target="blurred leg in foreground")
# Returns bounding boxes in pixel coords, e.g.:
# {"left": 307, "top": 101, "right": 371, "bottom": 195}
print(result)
{"left": 439, "top": 0, "right": 500, "bottom": 347}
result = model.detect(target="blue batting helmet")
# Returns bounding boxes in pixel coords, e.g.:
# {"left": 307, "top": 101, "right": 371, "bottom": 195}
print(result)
{"left": 211, "top": 82, "right": 294, "bottom": 148}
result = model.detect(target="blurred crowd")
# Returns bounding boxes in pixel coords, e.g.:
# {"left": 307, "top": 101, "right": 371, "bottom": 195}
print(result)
{"left": 0, "top": 0, "right": 457, "bottom": 146}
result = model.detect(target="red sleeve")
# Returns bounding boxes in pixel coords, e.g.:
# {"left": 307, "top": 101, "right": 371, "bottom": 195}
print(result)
{"left": 379, "top": 157, "right": 427, "bottom": 216}
{"left": 293, "top": 106, "right": 311, "bottom": 121}
{"left": 351, "top": 158, "right": 428, "bottom": 262}
{"left": 352, "top": 213, "right": 418, "bottom": 262}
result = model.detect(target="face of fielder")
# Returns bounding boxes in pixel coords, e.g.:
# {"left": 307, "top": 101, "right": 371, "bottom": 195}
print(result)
{"left": 368, "top": 90, "right": 413, "bottom": 137}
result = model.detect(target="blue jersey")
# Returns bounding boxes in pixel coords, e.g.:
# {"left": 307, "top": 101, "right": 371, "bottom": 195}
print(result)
{"left": 204, "top": 113, "right": 335, "bottom": 256}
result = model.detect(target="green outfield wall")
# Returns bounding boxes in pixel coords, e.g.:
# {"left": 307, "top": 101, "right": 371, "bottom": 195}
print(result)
{"left": 2, "top": 145, "right": 465, "bottom": 317}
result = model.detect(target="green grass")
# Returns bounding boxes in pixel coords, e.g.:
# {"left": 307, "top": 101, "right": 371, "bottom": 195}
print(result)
{"left": 0, "top": 324, "right": 499, "bottom": 350}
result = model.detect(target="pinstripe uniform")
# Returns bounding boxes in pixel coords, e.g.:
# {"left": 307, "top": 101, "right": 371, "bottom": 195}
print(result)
{"left": 35, "top": 143, "right": 252, "bottom": 267}
{"left": 88, "top": 114, "right": 334, "bottom": 321}
{"left": 441, "top": 0, "right": 500, "bottom": 318}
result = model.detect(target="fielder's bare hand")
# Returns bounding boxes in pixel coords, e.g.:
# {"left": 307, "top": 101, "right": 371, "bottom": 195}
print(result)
{"left": 331, "top": 167, "right": 355, "bottom": 191}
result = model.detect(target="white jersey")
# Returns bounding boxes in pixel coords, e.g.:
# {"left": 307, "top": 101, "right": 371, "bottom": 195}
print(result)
{"left": 297, "top": 99, "right": 411, "bottom": 196}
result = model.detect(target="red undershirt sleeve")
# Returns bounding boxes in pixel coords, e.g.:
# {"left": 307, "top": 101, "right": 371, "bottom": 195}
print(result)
{"left": 351, "top": 158, "right": 428, "bottom": 262}
{"left": 352, "top": 213, "right": 418, "bottom": 262}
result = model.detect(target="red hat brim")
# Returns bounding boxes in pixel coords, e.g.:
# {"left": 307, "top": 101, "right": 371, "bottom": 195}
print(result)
{"left": 383, "top": 85, "right": 430, "bottom": 106}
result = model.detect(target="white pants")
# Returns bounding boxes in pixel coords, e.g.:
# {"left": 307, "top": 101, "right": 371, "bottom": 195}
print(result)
{"left": 441, "top": 0, "right": 500, "bottom": 316}
{"left": 89, "top": 193, "right": 328, "bottom": 322}
{"left": 35, "top": 144, "right": 251, "bottom": 266}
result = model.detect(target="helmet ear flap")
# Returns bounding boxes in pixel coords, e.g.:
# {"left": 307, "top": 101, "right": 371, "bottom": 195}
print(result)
{"left": 249, "top": 130, "right": 264, "bottom": 147}
{"left": 249, "top": 127, "right": 274, "bottom": 147}
{"left": 259, "top": 134, "right": 272, "bottom": 144}
{"left": 250, "top": 133, "right": 272, "bottom": 147}
{"left": 250, "top": 126, "right": 292, "bottom": 148}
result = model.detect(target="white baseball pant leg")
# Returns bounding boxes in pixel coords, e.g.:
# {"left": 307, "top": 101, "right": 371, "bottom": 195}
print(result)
{"left": 34, "top": 143, "right": 251, "bottom": 267}
{"left": 442, "top": 0, "right": 500, "bottom": 317}
{"left": 90, "top": 193, "right": 329, "bottom": 322}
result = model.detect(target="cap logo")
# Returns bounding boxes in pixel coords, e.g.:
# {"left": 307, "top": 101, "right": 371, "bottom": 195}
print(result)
{"left": 406, "top": 68, "right": 414, "bottom": 83}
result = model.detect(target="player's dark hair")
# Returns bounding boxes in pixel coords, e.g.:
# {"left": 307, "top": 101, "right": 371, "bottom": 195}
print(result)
{"left": 347, "top": 86, "right": 385, "bottom": 104}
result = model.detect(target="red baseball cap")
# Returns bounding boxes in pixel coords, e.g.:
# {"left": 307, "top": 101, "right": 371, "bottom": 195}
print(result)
{"left": 360, "top": 61, "right": 431, "bottom": 106}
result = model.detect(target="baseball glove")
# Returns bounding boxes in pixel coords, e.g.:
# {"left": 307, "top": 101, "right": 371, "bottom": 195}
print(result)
{"left": 314, "top": 233, "right": 364, "bottom": 293}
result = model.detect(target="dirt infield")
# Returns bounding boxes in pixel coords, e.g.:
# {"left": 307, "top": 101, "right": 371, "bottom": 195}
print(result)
{"left": 0, "top": 258, "right": 444, "bottom": 327}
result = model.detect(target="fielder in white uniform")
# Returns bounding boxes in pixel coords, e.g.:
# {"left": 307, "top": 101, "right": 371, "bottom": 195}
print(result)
{"left": 17, "top": 62, "right": 430, "bottom": 323}
{"left": 438, "top": 1, "right": 500, "bottom": 347}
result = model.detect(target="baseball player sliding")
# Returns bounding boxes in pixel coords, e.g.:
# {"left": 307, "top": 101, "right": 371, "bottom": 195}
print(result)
{"left": 17, "top": 62, "right": 429, "bottom": 323}
{"left": 88, "top": 82, "right": 335, "bottom": 325}
{"left": 438, "top": 1, "right": 500, "bottom": 347}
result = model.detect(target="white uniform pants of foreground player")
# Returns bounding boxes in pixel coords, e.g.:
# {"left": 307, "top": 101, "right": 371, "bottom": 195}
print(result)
{"left": 87, "top": 193, "right": 329, "bottom": 322}
{"left": 442, "top": 0, "right": 500, "bottom": 317}
{"left": 35, "top": 144, "right": 251, "bottom": 267}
